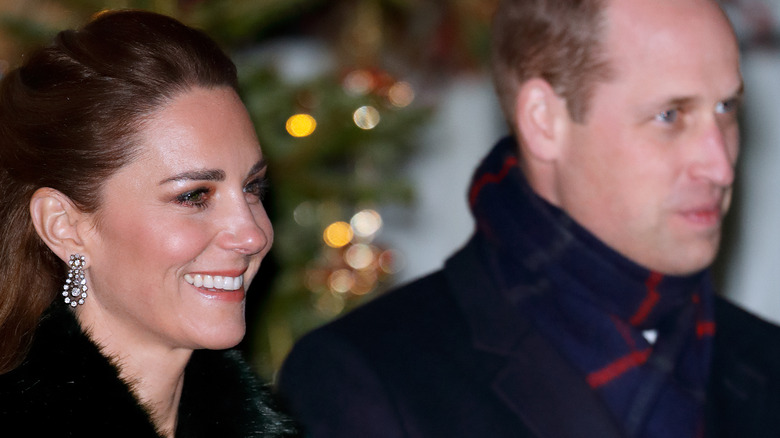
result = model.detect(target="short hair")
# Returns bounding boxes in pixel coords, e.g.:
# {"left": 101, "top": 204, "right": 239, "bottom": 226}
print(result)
{"left": 0, "top": 10, "right": 239, "bottom": 373}
{"left": 490, "top": 0, "right": 612, "bottom": 127}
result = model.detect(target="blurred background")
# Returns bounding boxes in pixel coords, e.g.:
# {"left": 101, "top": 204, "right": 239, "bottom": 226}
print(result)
{"left": 0, "top": 0, "right": 777, "bottom": 380}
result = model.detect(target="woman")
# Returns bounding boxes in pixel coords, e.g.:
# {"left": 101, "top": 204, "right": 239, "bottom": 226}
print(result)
{"left": 0, "top": 10, "right": 298, "bottom": 437}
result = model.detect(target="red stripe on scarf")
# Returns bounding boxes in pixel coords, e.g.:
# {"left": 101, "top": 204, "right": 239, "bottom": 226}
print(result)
{"left": 696, "top": 321, "right": 715, "bottom": 338}
{"left": 611, "top": 315, "right": 638, "bottom": 349}
{"left": 629, "top": 271, "right": 663, "bottom": 326}
{"left": 587, "top": 348, "right": 652, "bottom": 388}
{"left": 468, "top": 155, "right": 518, "bottom": 206}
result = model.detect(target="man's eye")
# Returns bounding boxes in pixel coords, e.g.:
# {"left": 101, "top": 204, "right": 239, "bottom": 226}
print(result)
{"left": 655, "top": 109, "right": 678, "bottom": 123}
{"left": 716, "top": 99, "right": 739, "bottom": 114}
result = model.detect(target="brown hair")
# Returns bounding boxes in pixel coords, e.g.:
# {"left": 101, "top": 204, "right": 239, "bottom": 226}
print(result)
{"left": 490, "top": 0, "right": 612, "bottom": 127}
{"left": 0, "top": 10, "right": 239, "bottom": 373}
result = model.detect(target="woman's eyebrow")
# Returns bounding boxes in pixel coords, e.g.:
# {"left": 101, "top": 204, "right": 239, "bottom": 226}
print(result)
{"left": 246, "top": 158, "right": 267, "bottom": 177}
{"left": 158, "top": 169, "right": 226, "bottom": 185}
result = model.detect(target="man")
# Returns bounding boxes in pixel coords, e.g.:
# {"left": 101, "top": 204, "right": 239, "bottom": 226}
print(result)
{"left": 278, "top": 0, "right": 780, "bottom": 436}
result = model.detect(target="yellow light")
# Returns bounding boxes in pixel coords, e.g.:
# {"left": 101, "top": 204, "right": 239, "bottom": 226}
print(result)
{"left": 353, "top": 106, "right": 380, "bottom": 130}
{"left": 286, "top": 114, "right": 317, "bottom": 137}
{"left": 323, "top": 221, "right": 354, "bottom": 248}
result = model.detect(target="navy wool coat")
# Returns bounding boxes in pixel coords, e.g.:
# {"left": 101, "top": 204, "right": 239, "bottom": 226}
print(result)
{"left": 279, "top": 238, "right": 780, "bottom": 438}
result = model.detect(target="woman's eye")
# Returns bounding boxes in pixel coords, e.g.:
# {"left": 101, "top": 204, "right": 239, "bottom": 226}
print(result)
{"left": 176, "top": 188, "right": 211, "bottom": 208}
{"left": 655, "top": 109, "right": 679, "bottom": 124}
{"left": 244, "top": 177, "right": 269, "bottom": 202}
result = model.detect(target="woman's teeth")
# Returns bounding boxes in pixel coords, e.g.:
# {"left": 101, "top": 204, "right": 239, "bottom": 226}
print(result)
{"left": 184, "top": 274, "right": 243, "bottom": 291}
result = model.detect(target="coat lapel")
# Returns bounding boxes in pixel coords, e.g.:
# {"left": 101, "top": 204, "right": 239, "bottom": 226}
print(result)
{"left": 492, "top": 331, "right": 626, "bottom": 438}
{"left": 445, "top": 237, "right": 627, "bottom": 438}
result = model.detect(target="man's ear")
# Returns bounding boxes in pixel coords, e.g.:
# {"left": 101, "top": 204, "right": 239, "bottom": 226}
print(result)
{"left": 514, "top": 78, "right": 571, "bottom": 162}
{"left": 29, "top": 188, "right": 91, "bottom": 263}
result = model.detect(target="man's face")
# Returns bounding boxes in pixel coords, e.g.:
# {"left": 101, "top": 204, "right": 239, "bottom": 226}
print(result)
{"left": 554, "top": 0, "right": 743, "bottom": 275}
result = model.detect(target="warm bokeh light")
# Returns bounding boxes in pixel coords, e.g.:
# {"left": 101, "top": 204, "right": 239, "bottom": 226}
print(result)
{"left": 328, "top": 269, "right": 355, "bottom": 293}
{"left": 305, "top": 268, "right": 328, "bottom": 294}
{"left": 379, "top": 249, "right": 401, "bottom": 274}
{"left": 343, "top": 69, "right": 374, "bottom": 96}
{"left": 350, "top": 209, "right": 383, "bottom": 238}
{"left": 345, "top": 244, "right": 376, "bottom": 270}
{"left": 351, "top": 270, "right": 378, "bottom": 296}
{"left": 286, "top": 113, "right": 317, "bottom": 137}
{"left": 388, "top": 81, "right": 415, "bottom": 108}
{"left": 315, "top": 292, "right": 345, "bottom": 317}
{"left": 323, "top": 221, "right": 354, "bottom": 248}
{"left": 353, "top": 105, "right": 380, "bottom": 129}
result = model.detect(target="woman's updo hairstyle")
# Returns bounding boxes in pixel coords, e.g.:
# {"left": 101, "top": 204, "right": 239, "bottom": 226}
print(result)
{"left": 0, "top": 10, "right": 239, "bottom": 373}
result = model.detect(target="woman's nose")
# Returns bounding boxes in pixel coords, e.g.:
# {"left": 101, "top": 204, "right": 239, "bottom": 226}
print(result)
{"left": 217, "top": 201, "right": 272, "bottom": 256}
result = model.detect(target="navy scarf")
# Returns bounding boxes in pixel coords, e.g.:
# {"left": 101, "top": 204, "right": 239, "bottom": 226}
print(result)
{"left": 469, "top": 137, "right": 715, "bottom": 438}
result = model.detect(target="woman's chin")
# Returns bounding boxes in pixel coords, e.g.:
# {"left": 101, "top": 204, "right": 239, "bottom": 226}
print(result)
{"left": 192, "top": 323, "right": 246, "bottom": 350}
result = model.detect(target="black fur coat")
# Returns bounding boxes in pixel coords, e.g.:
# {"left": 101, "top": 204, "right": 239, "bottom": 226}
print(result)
{"left": 0, "top": 302, "right": 299, "bottom": 437}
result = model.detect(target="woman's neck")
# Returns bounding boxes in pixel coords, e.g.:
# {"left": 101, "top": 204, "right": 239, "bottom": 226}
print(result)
{"left": 76, "top": 309, "right": 193, "bottom": 437}
{"left": 134, "top": 354, "right": 189, "bottom": 438}
{"left": 128, "top": 350, "right": 192, "bottom": 437}
{"left": 113, "top": 342, "right": 192, "bottom": 437}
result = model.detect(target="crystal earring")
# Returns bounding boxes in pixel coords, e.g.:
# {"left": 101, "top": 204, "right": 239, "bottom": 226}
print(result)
{"left": 62, "top": 254, "right": 88, "bottom": 307}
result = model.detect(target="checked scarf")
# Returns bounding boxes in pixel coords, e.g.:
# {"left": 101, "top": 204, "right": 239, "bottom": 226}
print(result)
{"left": 469, "top": 136, "right": 716, "bottom": 438}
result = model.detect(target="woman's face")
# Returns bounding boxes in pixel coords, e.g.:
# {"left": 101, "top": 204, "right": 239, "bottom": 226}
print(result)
{"left": 77, "top": 86, "right": 272, "bottom": 355}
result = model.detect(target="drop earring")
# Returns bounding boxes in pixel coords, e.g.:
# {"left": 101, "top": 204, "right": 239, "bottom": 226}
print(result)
{"left": 63, "top": 254, "right": 88, "bottom": 307}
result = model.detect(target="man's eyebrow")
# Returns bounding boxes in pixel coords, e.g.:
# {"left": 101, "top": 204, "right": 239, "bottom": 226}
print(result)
{"left": 646, "top": 82, "right": 745, "bottom": 113}
{"left": 730, "top": 81, "right": 745, "bottom": 100}
{"left": 666, "top": 96, "right": 697, "bottom": 108}
{"left": 159, "top": 169, "right": 226, "bottom": 185}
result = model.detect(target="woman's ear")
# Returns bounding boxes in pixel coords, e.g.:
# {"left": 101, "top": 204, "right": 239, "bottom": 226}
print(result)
{"left": 29, "top": 188, "right": 90, "bottom": 263}
{"left": 514, "top": 78, "right": 571, "bottom": 162}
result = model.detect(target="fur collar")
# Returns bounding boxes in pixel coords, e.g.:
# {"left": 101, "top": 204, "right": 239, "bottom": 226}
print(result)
{"left": 0, "top": 302, "right": 298, "bottom": 437}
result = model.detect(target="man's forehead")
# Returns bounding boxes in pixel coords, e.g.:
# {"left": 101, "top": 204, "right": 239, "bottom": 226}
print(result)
{"left": 600, "top": 0, "right": 739, "bottom": 83}
{"left": 605, "top": 0, "right": 732, "bottom": 38}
